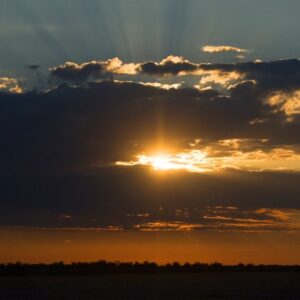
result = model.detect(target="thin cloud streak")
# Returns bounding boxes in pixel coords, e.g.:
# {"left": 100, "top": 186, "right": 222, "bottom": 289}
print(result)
{"left": 201, "top": 45, "right": 248, "bottom": 53}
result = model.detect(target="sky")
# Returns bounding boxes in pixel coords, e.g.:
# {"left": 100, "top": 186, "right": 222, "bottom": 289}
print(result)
{"left": 0, "top": 0, "right": 300, "bottom": 264}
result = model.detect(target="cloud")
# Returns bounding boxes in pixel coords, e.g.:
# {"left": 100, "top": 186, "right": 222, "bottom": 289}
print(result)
{"left": 0, "top": 77, "right": 23, "bottom": 93}
{"left": 135, "top": 57, "right": 300, "bottom": 94}
{"left": 138, "top": 55, "right": 198, "bottom": 76}
{"left": 172, "top": 206, "right": 300, "bottom": 232}
{"left": 201, "top": 45, "right": 248, "bottom": 53}
{"left": 1, "top": 79, "right": 300, "bottom": 175}
{"left": 49, "top": 57, "right": 300, "bottom": 96}
{"left": 267, "top": 90, "right": 300, "bottom": 121}
{"left": 59, "top": 214, "right": 72, "bottom": 220}
{"left": 117, "top": 141, "right": 300, "bottom": 173}
{"left": 7, "top": 206, "right": 299, "bottom": 233}
{"left": 50, "top": 58, "right": 139, "bottom": 82}
{"left": 50, "top": 56, "right": 200, "bottom": 80}
{"left": 194, "top": 70, "right": 245, "bottom": 89}
{"left": 255, "top": 208, "right": 293, "bottom": 221}
{"left": 50, "top": 61, "right": 104, "bottom": 81}
{"left": 2, "top": 57, "right": 300, "bottom": 228}
{"left": 139, "top": 81, "right": 182, "bottom": 90}
{"left": 102, "top": 57, "right": 138, "bottom": 75}
{"left": 133, "top": 221, "right": 203, "bottom": 232}
{"left": 28, "top": 64, "right": 41, "bottom": 70}
{"left": 1, "top": 162, "right": 299, "bottom": 228}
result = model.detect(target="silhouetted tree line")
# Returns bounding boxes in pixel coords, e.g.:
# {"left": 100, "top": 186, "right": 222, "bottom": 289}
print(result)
{"left": 0, "top": 261, "right": 299, "bottom": 276}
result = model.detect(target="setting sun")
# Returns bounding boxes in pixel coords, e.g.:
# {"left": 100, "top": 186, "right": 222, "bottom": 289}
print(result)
{"left": 116, "top": 150, "right": 209, "bottom": 172}
{"left": 140, "top": 155, "right": 173, "bottom": 170}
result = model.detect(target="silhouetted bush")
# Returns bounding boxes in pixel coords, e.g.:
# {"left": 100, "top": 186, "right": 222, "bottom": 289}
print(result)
{"left": 0, "top": 261, "right": 299, "bottom": 276}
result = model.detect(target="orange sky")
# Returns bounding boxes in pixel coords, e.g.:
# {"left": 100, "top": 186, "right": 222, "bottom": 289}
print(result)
{"left": 1, "top": 228, "right": 300, "bottom": 265}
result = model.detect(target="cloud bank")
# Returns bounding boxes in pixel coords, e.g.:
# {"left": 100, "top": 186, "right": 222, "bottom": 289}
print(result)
{"left": 1, "top": 56, "right": 300, "bottom": 229}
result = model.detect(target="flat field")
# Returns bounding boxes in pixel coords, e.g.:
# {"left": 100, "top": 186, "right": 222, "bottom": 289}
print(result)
{"left": 0, "top": 272, "right": 299, "bottom": 299}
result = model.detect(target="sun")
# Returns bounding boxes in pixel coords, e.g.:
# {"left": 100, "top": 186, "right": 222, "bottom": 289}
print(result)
{"left": 144, "top": 155, "right": 175, "bottom": 171}
{"left": 134, "top": 151, "right": 208, "bottom": 172}
{"left": 115, "top": 150, "right": 210, "bottom": 173}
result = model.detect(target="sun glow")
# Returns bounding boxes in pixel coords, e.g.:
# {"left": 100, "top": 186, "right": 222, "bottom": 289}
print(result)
{"left": 115, "top": 140, "right": 300, "bottom": 173}
{"left": 140, "top": 155, "right": 174, "bottom": 170}
{"left": 116, "top": 150, "right": 209, "bottom": 173}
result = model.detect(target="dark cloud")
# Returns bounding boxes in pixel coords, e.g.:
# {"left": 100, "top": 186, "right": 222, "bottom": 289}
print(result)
{"left": 48, "top": 58, "right": 300, "bottom": 105}
{"left": 139, "top": 60, "right": 198, "bottom": 75}
{"left": 49, "top": 57, "right": 300, "bottom": 94}
{"left": 50, "top": 61, "right": 104, "bottom": 82}
{"left": 138, "top": 58, "right": 300, "bottom": 82}
{"left": 28, "top": 64, "right": 41, "bottom": 70}
{"left": 1, "top": 167, "right": 299, "bottom": 228}
{"left": 138, "top": 58, "right": 300, "bottom": 92}
{"left": 49, "top": 58, "right": 137, "bottom": 82}
{"left": 216, "top": 59, "right": 300, "bottom": 91}
{"left": 1, "top": 80, "right": 299, "bottom": 174}
{"left": 2, "top": 58, "right": 300, "bottom": 227}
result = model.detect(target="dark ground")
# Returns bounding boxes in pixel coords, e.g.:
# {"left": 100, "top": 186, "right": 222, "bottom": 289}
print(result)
{"left": 0, "top": 272, "right": 300, "bottom": 299}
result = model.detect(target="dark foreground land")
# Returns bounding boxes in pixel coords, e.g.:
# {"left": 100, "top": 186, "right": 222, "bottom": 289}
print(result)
{"left": 0, "top": 272, "right": 300, "bottom": 300}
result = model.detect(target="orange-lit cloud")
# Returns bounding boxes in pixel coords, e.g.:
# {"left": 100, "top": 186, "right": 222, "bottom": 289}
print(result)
{"left": 0, "top": 77, "right": 22, "bottom": 93}
{"left": 50, "top": 58, "right": 139, "bottom": 81}
{"left": 6, "top": 226, "right": 125, "bottom": 232}
{"left": 194, "top": 70, "right": 245, "bottom": 89}
{"left": 4, "top": 206, "right": 299, "bottom": 234}
{"left": 139, "top": 82, "right": 182, "bottom": 90}
{"left": 103, "top": 57, "right": 138, "bottom": 75}
{"left": 201, "top": 45, "right": 248, "bottom": 53}
{"left": 267, "top": 90, "right": 300, "bottom": 121}
{"left": 160, "top": 55, "right": 188, "bottom": 64}
{"left": 130, "top": 206, "right": 300, "bottom": 233}
{"left": 134, "top": 221, "right": 203, "bottom": 232}
{"left": 115, "top": 138, "right": 300, "bottom": 173}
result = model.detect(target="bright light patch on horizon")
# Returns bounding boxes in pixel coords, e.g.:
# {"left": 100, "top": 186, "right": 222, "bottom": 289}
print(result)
{"left": 116, "top": 150, "right": 209, "bottom": 173}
